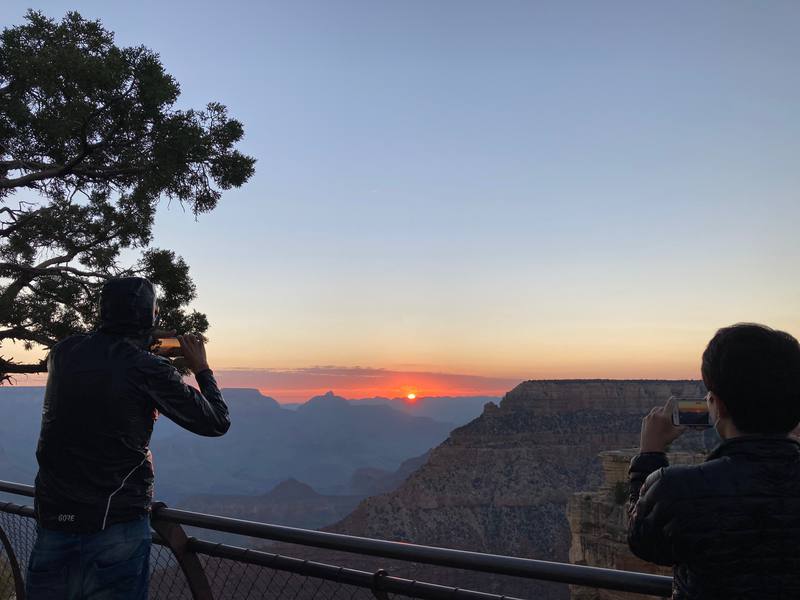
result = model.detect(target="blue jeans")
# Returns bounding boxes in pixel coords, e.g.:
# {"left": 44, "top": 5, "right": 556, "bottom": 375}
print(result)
{"left": 26, "top": 515, "right": 151, "bottom": 600}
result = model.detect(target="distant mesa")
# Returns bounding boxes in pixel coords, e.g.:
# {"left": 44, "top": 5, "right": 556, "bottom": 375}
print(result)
{"left": 298, "top": 390, "right": 351, "bottom": 411}
{"left": 352, "top": 395, "right": 496, "bottom": 426}
{"left": 263, "top": 478, "right": 318, "bottom": 501}
{"left": 220, "top": 388, "right": 281, "bottom": 410}
{"left": 179, "top": 477, "right": 362, "bottom": 534}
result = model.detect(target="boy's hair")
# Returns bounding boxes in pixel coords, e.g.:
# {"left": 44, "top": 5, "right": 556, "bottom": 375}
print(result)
{"left": 702, "top": 323, "right": 800, "bottom": 434}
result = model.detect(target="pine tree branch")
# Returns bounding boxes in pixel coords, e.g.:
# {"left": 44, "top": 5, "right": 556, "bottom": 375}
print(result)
{"left": 0, "top": 358, "right": 48, "bottom": 382}
{"left": 0, "top": 327, "right": 57, "bottom": 347}
{"left": 0, "top": 227, "right": 120, "bottom": 309}
{"left": 0, "top": 262, "right": 110, "bottom": 286}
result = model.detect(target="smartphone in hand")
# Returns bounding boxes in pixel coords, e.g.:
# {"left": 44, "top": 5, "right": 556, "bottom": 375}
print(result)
{"left": 151, "top": 337, "right": 183, "bottom": 357}
{"left": 671, "top": 396, "right": 711, "bottom": 428}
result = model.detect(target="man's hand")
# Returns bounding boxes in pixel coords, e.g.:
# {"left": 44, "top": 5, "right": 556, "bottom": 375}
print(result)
{"left": 640, "top": 398, "right": 685, "bottom": 453}
{"left": 177, "top": 333, "right": 210, "bottom": 375}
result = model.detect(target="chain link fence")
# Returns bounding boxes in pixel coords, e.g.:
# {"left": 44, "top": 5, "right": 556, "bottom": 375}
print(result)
{"left": 0, "top": 509, "right": 386, "bottom": 600}
{"left": 196, "top": 554, "right": 380, "bottom": 600}
{"left": 0, "top": 481, "right": 671, "bottom": 600}
{"left": 149, "top": 543, "right": 193, "bottom": 599}
{"left": 0, "top": 509, "right": 195, "bottom": 600}
{"left": 0, "top": 503, "right": 530, "bottom": 600}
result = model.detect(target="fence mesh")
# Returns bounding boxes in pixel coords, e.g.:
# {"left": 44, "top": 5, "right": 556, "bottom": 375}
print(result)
{"left": 253, "top": 541, "right": 564, "bottom": 600}
{"left": 0, "top": 508, "right": 434, "bottom": 600}
{"left": 0, "top": 499, "right": 578, "bottom": 600}
{"left": 0, "top": 548, "right": 16, "bottom": 599}
{"left": 197, "top": 553, "right": 386, "bottom": 600}
{"left": 0, "top": 509, "right": 35, "bottom": 600}
{"left": 0, "top": 510, "right": 196, "bottom": 600}
{"left": 149, "top": 543, "right": 193, "bottom": 599}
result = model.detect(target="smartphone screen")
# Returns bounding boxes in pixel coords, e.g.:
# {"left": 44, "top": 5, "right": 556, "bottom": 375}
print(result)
{"left": 152, "top": 337, "right": 182, "bottom": 356}
{"left": 155, "top": 337, "right": 181, "bottom": 350}
{"left": 674, "top": 397, "right": 711, "bottom": 427}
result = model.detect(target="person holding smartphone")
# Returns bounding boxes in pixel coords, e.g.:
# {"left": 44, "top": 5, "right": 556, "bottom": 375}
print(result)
{"left": 27, "top": 277, "right": 230, "bottom": 600}
{"left": 627, "top": 323, "right": 800, "bottom": 599}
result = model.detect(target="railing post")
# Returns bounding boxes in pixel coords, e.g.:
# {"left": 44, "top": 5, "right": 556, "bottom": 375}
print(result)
{"left": 0, "top": 519, "right": 26, "bottom": 600}
{"left": 150, "top": 502, "right": 214, "bottom": 600}
{"left": 371, "top": 568, "right": 390, "bottom": 600}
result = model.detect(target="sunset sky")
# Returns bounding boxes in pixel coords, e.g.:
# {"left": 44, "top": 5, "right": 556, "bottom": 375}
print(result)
{"left": 3, "top": 1, "right": 799, "bottom": 402}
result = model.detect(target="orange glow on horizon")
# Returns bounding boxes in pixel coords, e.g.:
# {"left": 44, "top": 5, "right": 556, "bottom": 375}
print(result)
{"left": 243, "top": 374, "right": 518, "bottom": 404}
{"left": 11, "top": 361, "right": 705, "bottom": 406}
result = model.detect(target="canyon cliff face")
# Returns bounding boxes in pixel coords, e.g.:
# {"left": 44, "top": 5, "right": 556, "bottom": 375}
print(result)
{"left": 329, "top": 380, "right": 706, "bottom": 599}
{"left": 567, "top": 450, "right": 706, "bottom": 600}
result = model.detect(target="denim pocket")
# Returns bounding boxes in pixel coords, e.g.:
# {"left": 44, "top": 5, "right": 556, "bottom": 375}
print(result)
{"left": 88, "top": 539, "right": 150, "bottom": 599}
{"left": 25, "top": 561, "right": 68, "bottom": 599}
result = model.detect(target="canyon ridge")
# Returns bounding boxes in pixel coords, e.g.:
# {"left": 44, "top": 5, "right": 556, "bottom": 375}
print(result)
{"left": 328, "top": 379, "right": 711, "bottom": 599}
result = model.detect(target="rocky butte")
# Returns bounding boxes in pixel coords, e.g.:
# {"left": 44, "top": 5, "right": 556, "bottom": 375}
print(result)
{"left": 329, "top": 379, "right": 707, "bottom": 600}
{"left": 568, "top": 449, "right": 707, "bottom": 600}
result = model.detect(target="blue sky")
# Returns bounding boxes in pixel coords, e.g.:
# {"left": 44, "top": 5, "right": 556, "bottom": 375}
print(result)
{"left": 4, "top": 1, "right": 799, "bottom": 397}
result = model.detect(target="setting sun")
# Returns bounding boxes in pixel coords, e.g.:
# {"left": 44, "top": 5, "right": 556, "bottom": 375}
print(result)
{"left": 407, "top": 393, "right": 416, "bottom": 400}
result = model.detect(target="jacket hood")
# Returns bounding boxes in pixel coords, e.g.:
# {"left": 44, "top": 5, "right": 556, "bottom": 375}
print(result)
{"left": 99, "top": 277, "right": 157, "bottom": 337}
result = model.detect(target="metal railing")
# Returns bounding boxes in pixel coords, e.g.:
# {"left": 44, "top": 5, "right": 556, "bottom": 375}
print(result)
{"left": 0, "top": 480, "right": 672, "bottom": 599}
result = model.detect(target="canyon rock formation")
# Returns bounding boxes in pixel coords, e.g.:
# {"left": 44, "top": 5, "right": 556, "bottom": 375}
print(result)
{"left": 567, "top": 449, "right": 706, "bottom": 600}
{"left": 329, "top": 380, "right": 710, "bottom": 599}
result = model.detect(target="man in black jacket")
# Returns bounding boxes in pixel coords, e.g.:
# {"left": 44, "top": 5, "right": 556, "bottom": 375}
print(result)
{"left": 628, "top": 323, "right": 800, "bottom": 599}
{"left": 27, "top": 277, "right": 231, "bottom": 599}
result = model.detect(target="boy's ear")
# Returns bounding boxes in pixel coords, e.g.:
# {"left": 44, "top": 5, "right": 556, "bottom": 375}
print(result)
{"left": 711, "top": 392, "right": 730, "bottom": 419}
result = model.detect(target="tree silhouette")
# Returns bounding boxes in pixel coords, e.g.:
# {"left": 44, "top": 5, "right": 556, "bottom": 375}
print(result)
{"left": 0, "top": 11, "right": 255, "bottom": 381}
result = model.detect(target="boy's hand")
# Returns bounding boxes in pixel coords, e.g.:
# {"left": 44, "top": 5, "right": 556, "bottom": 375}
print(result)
{"left": 640, "top": 398, "right": 686, "bottom": 453}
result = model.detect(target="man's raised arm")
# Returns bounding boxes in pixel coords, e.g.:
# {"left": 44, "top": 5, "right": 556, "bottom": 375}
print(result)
{"left": 137, "top": 333, "right": 230, "bottom": 436}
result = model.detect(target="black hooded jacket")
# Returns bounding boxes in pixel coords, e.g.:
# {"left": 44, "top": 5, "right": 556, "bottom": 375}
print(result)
{"left": 628, "top": 436, "right": 800, "bottom": 599}
{"left": 34, "top": 277, "right": 230, "bottom": 533}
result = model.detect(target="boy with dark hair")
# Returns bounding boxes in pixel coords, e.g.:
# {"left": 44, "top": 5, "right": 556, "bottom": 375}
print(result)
{"left": 627, "top": 323, "right": 800, "bottom": 599}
